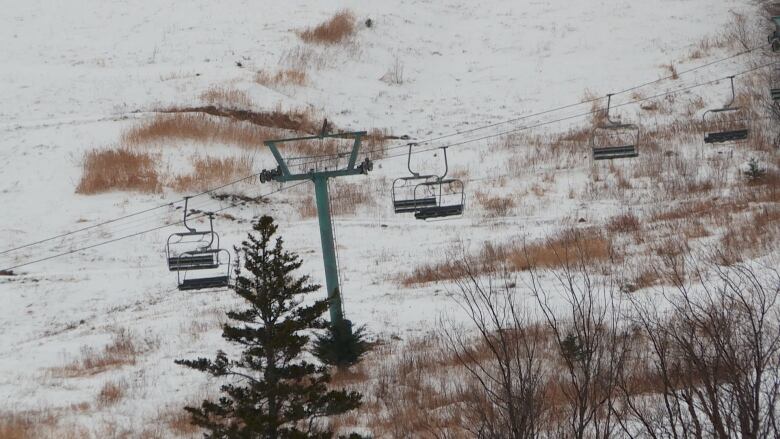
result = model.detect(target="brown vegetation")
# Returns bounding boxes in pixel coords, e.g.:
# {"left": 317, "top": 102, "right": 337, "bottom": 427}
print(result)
{"left": 475, "top": 191, "right": 516, "bottom": 217}
{"left": 121, "top": 113, "right": 276, "bottom": 149}
{"left": 401, "top": 229, "right": 613, "bottom": 286}
{"left": 255, "top": 69, "right": 308, "bottom": 87}
{"left": 199, "top": 86, "right": 253, "bottom": 109}
{"left": 171, "top": 155, "right": 255, "bottom": 192}
{"left": 51, "top": 329, "right": 138, "bottom": 377}
{"left": 96, "top": 380, "right": 125, "bottom": 407}
{"left": 75, "top": 148, "right": 161, "bottom": 194}
{"left": 298, "top": 10, "right": 356, "bottom": 45}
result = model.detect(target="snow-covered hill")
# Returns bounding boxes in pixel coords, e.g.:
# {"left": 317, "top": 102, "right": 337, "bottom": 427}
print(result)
{"left": 1, "top": 0, "right": 774, "bottom": 436}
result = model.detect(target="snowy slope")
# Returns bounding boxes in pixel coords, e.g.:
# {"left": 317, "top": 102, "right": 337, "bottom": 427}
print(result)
{"left": 0, "top": 0, "right": 762, "bottom": 434}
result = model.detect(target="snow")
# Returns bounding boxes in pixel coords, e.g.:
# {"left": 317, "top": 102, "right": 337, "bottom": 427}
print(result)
{"left": 0, "top": 0, "right": 764, "bottom": 434}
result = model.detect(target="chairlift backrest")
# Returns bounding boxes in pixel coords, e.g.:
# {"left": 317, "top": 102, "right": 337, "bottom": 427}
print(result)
{"left": 165, "top": 198, "right": 231, "bottom": 290}
{"left": 702, "top": 76, "right": 749, "bottom": 144}
{"left": 589, "top": 94, "right": 639, "bottom": 160}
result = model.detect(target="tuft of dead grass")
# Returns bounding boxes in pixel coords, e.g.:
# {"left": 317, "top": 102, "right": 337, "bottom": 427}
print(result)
{"left": 255, "top": 69, "right": 308, "bottom": 87}
{"left": 51, "top": 329, "right": 138, "bottom": 377}
{"left": 171, "top": 155, "right": 255, "bottom": 192}
{"left": 199, "top": 86, "right": 253, "bottom": 109}
{"left": 298, "top": 10, "right": 357, "bottom": 45}
{"left": 96, "top": 380, "right": 125, "bottom": 407}
{"left": 475, "top": 191, "right": 516, "bottom": 217}
{"left": 121, "top": 114, "right": 276, "bottom": 149}
{"left": 75, "top": 148, "right": 161, "bottom": 194}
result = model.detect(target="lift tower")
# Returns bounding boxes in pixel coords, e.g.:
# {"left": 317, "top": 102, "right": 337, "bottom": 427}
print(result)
{"left": 261, "top": 131, "right": 372, "bottom": 325}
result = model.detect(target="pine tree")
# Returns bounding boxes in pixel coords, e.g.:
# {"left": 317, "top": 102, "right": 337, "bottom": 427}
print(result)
{"left": 314, "top": 314, "right": 370, "bottom": 369}
{"left": 176, "top": 216, "right": 364, "bottom": 439}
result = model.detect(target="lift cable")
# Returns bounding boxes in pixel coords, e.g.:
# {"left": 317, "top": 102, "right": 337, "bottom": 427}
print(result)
{"left": 1, "top": 61, "right": 773, "bottom": 268}
{"left": 0, "top": 181, "right": 308, "bottom": 272}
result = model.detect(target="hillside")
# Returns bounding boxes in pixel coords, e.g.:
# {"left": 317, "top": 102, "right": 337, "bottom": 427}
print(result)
{"left": 1, "top": 0, "right": 778, "bottom": 437}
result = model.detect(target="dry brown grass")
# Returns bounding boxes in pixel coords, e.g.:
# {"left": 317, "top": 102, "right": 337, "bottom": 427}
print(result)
{"left": 0, "top": 411, "right": 86, "bottom": 439}
{"left": 298, "top": 10, "right": 356, "bottom": 45}
{"left": 199, "top": 86, "right": 253, "bottom": 109}
{"left": 76, "top": 148, "right": 161, "bottom": 194}
{"left": 96, "top": 380, "right": 125, "bottom": 407}
{"left": 606, "top": 212, "right": 641, "bottom": 234}
{"left": 171, "top": 155, "right": 255, "bottom": 192}
{"left": 255, "top": 69, "right": 308, "bottom": 87}
{"left": 331, "top": 182, "right": 374, "bottom": 216}
{"left": 122, "top": 113, "right": 276, "bottom": 149}
{"left": 402, "top": 229, "right": 614, "bottom": 286}
{"left": 51, "top": 329, "right": 138, "bottom": 377}
{"left": 0, "top": 414, "right": 35, "bottom": 439}
{"left": 475, "top": 191, "right": 516, "bottom": 217}
{"left": 296, "top": 196, "right": 318, "bottom": 219}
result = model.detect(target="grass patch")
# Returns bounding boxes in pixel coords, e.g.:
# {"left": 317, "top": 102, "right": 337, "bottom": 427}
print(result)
{"left": 298, "top": 10, "right": 356, "bottom": 44}
{"left": 401, "top": 229, "right": 613, "bottom": 286}
{"left": 75, "top": 148, "right": 161, "bottom": 194}
{"left": 171, "top": 155, "right": 255, "bottom": 192}
{"left": 255, "top": 69, "right": 308, "bottom": 87}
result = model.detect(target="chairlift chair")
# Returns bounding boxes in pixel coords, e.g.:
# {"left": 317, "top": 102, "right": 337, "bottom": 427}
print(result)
{"left": 166, "top": 198, "right": 230, "bottom": 291}
{"left": 413, "top": 178, "right": 465, "bottom": 220}
{"left": 769, "top": 16, "right": 780, "bottom": 52}
{"left": 590, "top": 94, "right": 639, "bottom": 161}
{"left": 392, "top": 144, "right": 440, "bottom": 214}
{"left": 411, "top": 147, "right": 465, "bottom": 220}
{"left": 770, "top": 64, "right": 780, "bottom": 101}
{"left": 703, "top": 76, "right": 749, "bottom": 144}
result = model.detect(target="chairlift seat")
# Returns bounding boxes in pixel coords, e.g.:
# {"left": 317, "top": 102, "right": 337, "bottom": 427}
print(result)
{"left": 178, "top": 276, "right": 230, "bottom": 291}
{"left": 592, "top": 145, "right": 638, "bottom": 161}
{"left": 771, "top": 88, "right": 780, "bottom": 101}
{"left": 393, "top": 197, "right": 437, "bottom": 213}
{"left": 704, "top": 129, "right": 749, "bottom": 144}
{"left": 415, "top": 204, "right": 464, "bottom": 220}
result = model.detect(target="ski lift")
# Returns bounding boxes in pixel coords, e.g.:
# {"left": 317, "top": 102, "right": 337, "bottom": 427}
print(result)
{"left": 166, "top": 198, "right": 230, "bottom": 291}
{"left": 770, "top": 64, "right": 780, "bottom": 101}
{"left": 412, "top": 147, "right": 465, "bottom": 220}
{"left": 703, "top": 76, "right": 749, "bottom": 144}
{"left": 413, "top": 178, "right": 465, "bottom": 220}
{"left": 590, "top": 94, "right": 639, "bottom": 161}
{"left": 769, "top": 16, "right": 780, "bottom": 52}
{"left": 392, "top": 143, "right": 439, "bottom": 214}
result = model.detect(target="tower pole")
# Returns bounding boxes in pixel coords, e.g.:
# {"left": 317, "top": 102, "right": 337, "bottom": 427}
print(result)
{"left": 312, "top": 174, "right": 343, "bottom": 325}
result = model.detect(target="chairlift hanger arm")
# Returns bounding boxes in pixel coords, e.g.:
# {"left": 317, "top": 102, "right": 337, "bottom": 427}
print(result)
{"left": 263, "top": 131, "right": 370, "bottom": 182}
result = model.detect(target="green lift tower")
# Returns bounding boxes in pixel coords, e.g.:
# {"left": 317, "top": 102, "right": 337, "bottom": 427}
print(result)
{"left": 261, "top": 131, "right": 372, "bottom": 325}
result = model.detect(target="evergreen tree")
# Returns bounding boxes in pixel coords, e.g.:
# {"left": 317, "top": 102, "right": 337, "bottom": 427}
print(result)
{"left": 176, "top": 216, "right": 364, "bottom": 439}
{"left": 314, "top": 314, "right": 370, "bottom": 369}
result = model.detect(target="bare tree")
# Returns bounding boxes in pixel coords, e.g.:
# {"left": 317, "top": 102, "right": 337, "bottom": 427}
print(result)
{"left": 526, "top": 237, "right": 630, "bottom": 439}
{"left": 442, "top": 255, "right": 547, "bottom": 439}
{"left": 621, "top": 253, "right": 780, "bottom": 439}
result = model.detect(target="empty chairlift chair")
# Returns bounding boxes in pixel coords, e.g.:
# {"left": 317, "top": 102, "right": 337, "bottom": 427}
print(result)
{"left": 703, "top": 76, "right": 749, "bottom": 145}
{"left": 590, "top": 94, "right": 639, "bottom": 161}
{"left": 413, "top": 178, "right": 465, "bottom": 220}
{"left": 412, "top": 147, "right": 465, "bottom": 220}
{"left": 166, "top": 198, "right": 230, "bottom": 291}
{"left": 392, "top": 144, "right": 439, "bottom": 214}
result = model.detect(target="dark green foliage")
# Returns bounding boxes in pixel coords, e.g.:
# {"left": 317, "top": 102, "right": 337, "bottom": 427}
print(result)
{"left": 560, "top": 333, "right": 587, "bottom": 363}
{"left": 314, "top": 316, "right": 370, "bottom": 368}
{"left": 175, "top": 216, "right": 364, "bottom": 439}
{"left": 744, "top": 158, "right": 766, "bottom": 181}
